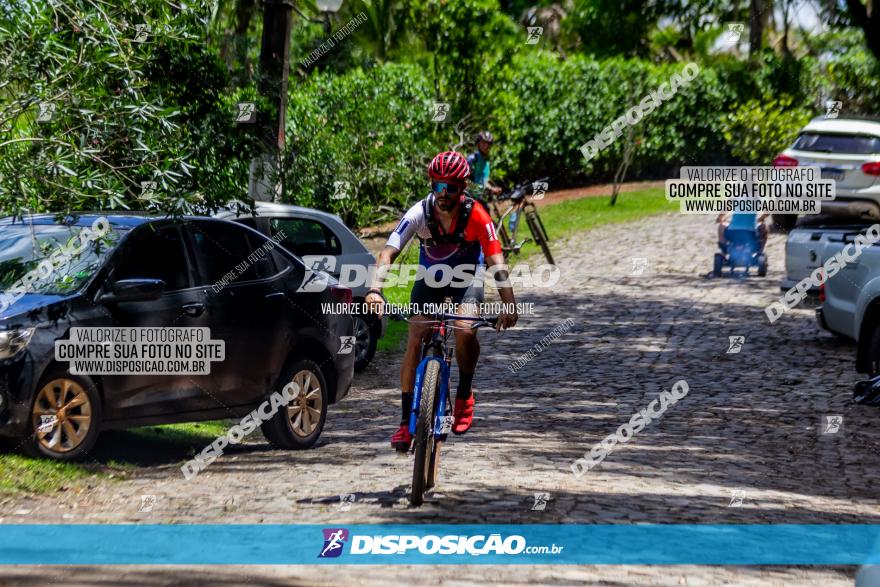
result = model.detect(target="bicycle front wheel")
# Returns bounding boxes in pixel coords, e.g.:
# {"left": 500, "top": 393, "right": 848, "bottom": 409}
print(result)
{"left": 427, "top": 393, "right": 450, "bottom": 490}
{"left": 526, "top": 211, "right": 555, "bottom": 265}
{"left": 410, "top": 360, "right": 441, "bottom": 506}
{"left": 529, "top": 204, "right": 550, "bottom": 243}
{"left": 497, "top": 222, "right": 513, "bottom": 260}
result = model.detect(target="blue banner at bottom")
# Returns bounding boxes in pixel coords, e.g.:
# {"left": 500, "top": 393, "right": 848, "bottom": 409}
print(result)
{"left": 0, "top": 524, "right": 879, "bottom": 565}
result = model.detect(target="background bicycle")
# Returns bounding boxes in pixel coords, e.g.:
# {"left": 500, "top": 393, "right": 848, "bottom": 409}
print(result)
{"left": 482, "top": 178, "right": 554, "bottom": 265}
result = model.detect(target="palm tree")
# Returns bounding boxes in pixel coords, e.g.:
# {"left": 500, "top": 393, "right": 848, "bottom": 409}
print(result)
{"left": 358, "top": 0, "right": 398, "bottom": 61}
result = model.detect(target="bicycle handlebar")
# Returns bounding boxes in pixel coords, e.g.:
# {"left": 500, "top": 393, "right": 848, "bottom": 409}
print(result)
{"left": 494, "top": 177, "right": 550, "bottom": 203}
{"left": 387, "top": 309, "right": 499, "bottom": 329}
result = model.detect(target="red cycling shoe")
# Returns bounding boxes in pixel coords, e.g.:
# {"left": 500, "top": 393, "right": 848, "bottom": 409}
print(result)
{"left": 391, "top": 424, "right": 413, "bottom": 452}
{"left": 452, "top": 396, "right": 475, "bottom": 435}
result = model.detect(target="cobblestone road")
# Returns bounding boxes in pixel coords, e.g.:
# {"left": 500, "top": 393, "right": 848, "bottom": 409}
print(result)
{"left": 2, "top": 212, "right": 878, "bottom": 585}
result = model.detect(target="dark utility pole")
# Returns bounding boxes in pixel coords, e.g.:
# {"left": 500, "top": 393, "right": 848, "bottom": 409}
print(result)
{"left": 256, "top": 0, "right": 293, "bottom": 201}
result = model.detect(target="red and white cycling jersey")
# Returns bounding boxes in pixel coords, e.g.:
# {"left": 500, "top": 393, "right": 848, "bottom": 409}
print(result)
{"left": 387, "top": 195, "right": 502, "bottom": 265}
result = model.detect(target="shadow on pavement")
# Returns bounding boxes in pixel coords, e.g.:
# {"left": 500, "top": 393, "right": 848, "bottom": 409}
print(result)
{"left": 0, "top": 566, "right": 308, "bottom": 587}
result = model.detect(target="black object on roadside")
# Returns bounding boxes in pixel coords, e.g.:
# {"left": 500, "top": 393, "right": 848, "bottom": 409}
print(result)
{"left": 853, "top": 376, "right": 880, "bottom": 405}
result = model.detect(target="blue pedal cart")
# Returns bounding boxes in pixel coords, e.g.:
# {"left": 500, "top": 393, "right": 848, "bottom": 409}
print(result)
{"left": 714, "top": 225, "right": 768, "bottom": 277}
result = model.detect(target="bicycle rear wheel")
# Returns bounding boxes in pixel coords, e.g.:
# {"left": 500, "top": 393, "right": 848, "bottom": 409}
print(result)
{"left": 526, "top": 211, "right": 555, "bottom": 265}
{"left": 410, "top": 360, "right": 441, "bottom": 506}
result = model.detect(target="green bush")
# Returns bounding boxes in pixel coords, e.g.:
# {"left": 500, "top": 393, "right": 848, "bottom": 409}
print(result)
{"left": 568, "top": 0, "right": 659, "bottom": 58}
{"left": 284, "top": 63, "right": 437, "bottom": 226}
{"left": 486, "top": 54, "right": 733, "bottom": 183}
{"left": 802, "top": 30, "right": 880, "bottom": 115}
{"left": 283, "top": 49, "right": 875, "bottom": 227}
{"left": 405, "top": 0, "right": 519, "bottom": 112}
{"left": 721, "top": 98, "right": 813, "bottom": 165}
{"left": 824, "top": 49, "right": 880, "bottom": 115}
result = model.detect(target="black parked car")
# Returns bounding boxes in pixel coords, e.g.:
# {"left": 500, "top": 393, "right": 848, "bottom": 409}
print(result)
{"left": 215, "top": 202, "right": 386, "bottom": 373}
{"left": 0, "top": 214, "right": 354, "bottom": 460}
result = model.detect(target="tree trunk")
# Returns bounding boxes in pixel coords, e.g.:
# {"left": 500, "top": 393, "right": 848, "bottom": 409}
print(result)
{"left": 846, "top": 0, "right": 880, "bottom": 62}
{"left": 780, "top": 0, "right": 792, "bottom": 57}
{"left": 749, "top": 0, "right": 765, "bottom": 58}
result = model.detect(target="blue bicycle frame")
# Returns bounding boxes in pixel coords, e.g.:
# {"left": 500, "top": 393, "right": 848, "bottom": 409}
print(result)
{"left": 394, "top": 311, "right": 496, "bottom": 446}
{"left": 408, "top": 355, "right": 451, "bottom": 439}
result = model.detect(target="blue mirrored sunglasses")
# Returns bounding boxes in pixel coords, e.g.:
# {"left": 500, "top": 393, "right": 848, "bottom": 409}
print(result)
{"left": 432, "top": 182, "right": 462, "bottom": 195}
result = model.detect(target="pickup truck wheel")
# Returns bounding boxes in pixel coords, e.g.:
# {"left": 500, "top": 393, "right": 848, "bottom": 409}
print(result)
{"left": 867, "top": 324, "right": 880, "bottom": 377}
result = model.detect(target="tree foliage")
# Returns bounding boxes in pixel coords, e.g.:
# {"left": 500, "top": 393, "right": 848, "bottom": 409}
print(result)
{"left": 0, "top": 0, "right": 878, "bottom": 225}
{"left": 722, "top": 97, "right": 813, "bottom": 165}
{"left": 0, "top": 0, "right": 258, "bottom": 217}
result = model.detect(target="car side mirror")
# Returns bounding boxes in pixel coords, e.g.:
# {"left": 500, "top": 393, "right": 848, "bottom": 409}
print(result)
{"left": 98, "top": 278, "right": 166, "bottom": 303}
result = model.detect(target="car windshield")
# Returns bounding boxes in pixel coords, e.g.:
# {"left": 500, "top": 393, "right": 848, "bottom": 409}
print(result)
{"left": 0, "top": 222, "right": 122, "bottom": 296}
{"left": 792, "top": 132, "right": 880, "bottom": 155}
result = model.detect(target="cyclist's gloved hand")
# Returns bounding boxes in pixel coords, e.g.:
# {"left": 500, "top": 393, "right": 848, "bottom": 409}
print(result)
{"left": 496, "top": 309, "right": 518, "bottom": 331}
{"left": 366, "top": 290, "right": 385, "bottom": 318}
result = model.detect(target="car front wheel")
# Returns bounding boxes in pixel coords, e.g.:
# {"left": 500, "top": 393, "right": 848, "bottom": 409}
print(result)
{"left": 353, "top": 314, "right": 378, "bottom": 372}
{"left": 23, "top": 373, "right": 102, "bottom": 461}
{"left": 261, "top": 359, "right": 328, "bottom": 449}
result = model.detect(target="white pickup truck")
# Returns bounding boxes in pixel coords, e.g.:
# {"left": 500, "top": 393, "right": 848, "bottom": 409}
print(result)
{"left": 784, "top": 221, "right": 871, "bottom": 294}
{"left": 815, "top": 224, "right": 880, "bottom": 375}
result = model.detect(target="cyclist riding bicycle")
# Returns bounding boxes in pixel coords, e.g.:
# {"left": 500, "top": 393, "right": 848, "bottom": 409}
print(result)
{"left": 366, "top": 151, "right": 518, "bottom": 452}
{"left": 467, "top": 131, "right": 503, "bottom": 205}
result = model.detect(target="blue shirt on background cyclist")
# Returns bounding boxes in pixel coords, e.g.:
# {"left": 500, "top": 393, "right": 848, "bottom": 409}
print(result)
{"left": 467, "top": 130, "right": 503, "bottom": 204}
{"left": 467, "top": 130, "right": 503, "bottom": 264}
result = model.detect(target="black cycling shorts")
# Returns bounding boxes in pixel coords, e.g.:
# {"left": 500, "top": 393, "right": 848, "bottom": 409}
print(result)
{"left": 409, "top": 267, "right": 485, "bottom": 314}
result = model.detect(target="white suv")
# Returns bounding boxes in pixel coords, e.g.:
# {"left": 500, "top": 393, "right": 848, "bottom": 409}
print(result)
{"left": 773, "top": 117, "right": 880, "bottom": 229}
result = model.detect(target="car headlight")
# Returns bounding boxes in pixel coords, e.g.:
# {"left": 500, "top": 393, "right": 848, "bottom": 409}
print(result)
{"left": 0, "top": 328, "right": 35, "bottom": 359}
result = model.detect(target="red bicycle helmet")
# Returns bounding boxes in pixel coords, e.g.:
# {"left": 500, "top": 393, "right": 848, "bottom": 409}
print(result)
{"left": 428, "top": 151, "right": 470, "bottom": 184}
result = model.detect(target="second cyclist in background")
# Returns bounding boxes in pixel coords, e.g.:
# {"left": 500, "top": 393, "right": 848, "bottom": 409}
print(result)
{"left": 467, "top": 131, "right": 503, "bottom": 207}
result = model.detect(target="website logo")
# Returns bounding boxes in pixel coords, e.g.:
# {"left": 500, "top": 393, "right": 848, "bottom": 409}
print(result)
{"left": 319, "top": 528, "right": 349, "bottom": 558}
{"left": 297, "top": 255, "right": 337, "bottom": 293}
{"left": 432, "top": 102, "right": 450, "bottom": 122}
{"left": 823, "top": 415, "right": 843, "bottom": 434}
{"left": 526, "top": 26, "right": 543, "bottom": 44}
{"left": 338, "top": 336, "right": 355, "bottom": 355}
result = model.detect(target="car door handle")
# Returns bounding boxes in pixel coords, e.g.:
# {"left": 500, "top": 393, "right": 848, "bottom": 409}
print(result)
{"left": 265, "top": 292, "right": 286, "bottom": 300}
{"left": 182, "top": 302, "right": 206, "bottom": 317}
